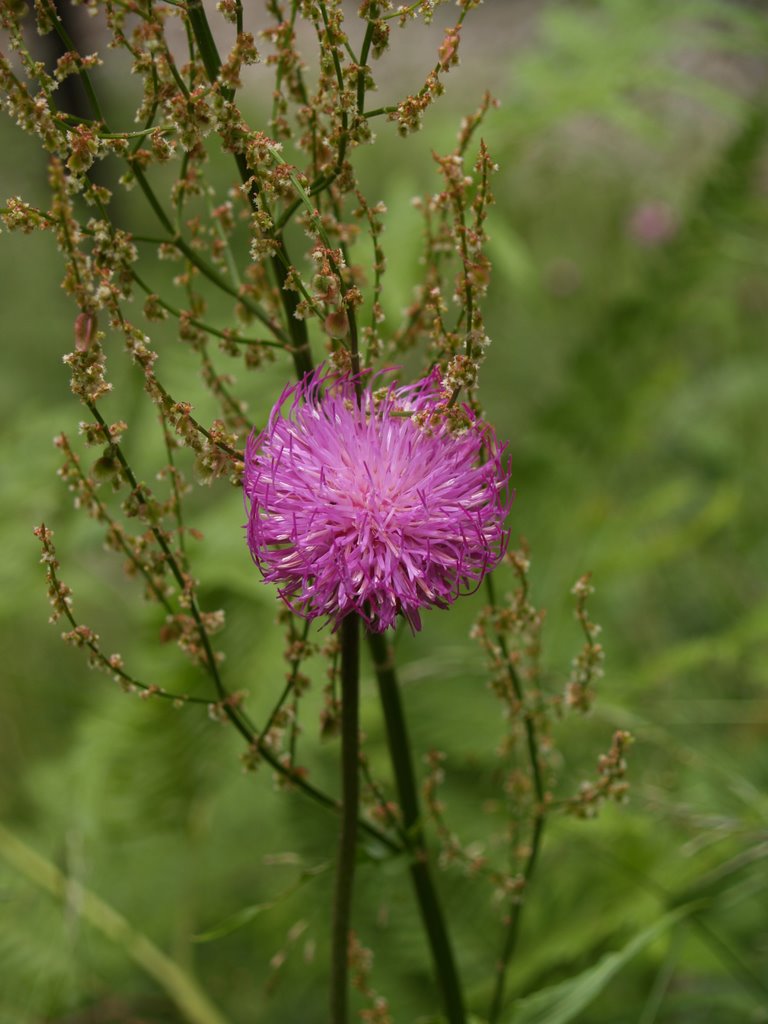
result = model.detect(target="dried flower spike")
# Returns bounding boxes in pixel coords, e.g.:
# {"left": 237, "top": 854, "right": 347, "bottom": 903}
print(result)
{"left": 243, "top": 366, "right": 512, "bottom": 632}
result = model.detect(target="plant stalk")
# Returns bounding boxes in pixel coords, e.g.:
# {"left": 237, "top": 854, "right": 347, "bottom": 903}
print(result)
{"left": 367, "top": 631, "right": 466, "bottom": 1024}
{"left": 331, "top": 613, "right": 361, "bottom": 1024}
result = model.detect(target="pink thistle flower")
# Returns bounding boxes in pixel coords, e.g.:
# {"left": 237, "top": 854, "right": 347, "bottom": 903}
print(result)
{"left": 243, "top": 366, "right": 512, "bottom": 633}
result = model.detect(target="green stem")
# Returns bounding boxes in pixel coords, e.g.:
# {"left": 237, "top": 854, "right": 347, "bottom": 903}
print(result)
{"left": 260, "top": 618, "right": 312, "bottom": 737}
{"left": 267, "top": 145, "right": 336, "bottom": 250}
{"left": 367, "top": 631, "right": 466, "bottom": 1024}
{"left": 265, "top": 145, "right": 359, "bottom": 372}
{"left": 128, "top": 164, "right": 290, "bottom": 344}
{"left": 185, "top": 0, "right": 227, "bottom": 96}
{"left": 487, "top": 817, "right": 544, "bottom": 1023}
{"left": 131, "top": 269, "right": 281, "bottom": 349}
{"left": 317, "top": 1, "right": 349, "bottom": 171}
{"left": 44, "top": 0, "right": 107, "bottom": 124}
{"left": 357, "top": 8, "right": 377, "bottom": 115}
{"left": 41, "top": 541, "right": 208, "bottom": 707}
{"left": 331, "top": 614, "right": 361, "bottom": 1024}
{"left": 183, "top": 0, "right": 314, "bottom": 378}
{"left": 359, "top": 105, "right": 398, "bottom": 118}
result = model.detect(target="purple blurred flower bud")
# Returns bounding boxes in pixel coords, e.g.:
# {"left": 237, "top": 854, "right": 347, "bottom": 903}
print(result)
{"left": 628, "top": 200, "right": 677, "bottom": 247}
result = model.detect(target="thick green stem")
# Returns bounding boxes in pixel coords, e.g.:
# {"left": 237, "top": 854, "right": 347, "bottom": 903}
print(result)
{"left": 186, "top": 0, "right": 228, "bottom": 96}
{"left": 367, "top": 631, "right": 466, "bottom": 1024}
{"left": 331, "top": 614, "right": 361, "bottom": 1024}
{"left": 357, "top": 9, "right": 377, "bottom": 115}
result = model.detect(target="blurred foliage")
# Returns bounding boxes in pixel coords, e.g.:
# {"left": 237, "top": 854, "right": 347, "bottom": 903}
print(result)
{"left": 2, "top": 0, "right": 768, "bottom": 1022}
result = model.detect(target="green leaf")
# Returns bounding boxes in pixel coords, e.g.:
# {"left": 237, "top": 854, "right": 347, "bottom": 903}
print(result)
{"left": 502, "top": 904, "right": 698, "bottom": 1024}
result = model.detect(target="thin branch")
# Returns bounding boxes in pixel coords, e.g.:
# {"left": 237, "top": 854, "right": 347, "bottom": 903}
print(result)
{"left": 183, "top": 0, "right": 315, "bottom": 377}
{"left": 260, "top": 617, "right": 312, "bottom": 737}
{"left": 131, "top": 268, "right": 282, "bottom": 350}
{"left": 486, "top": 571, "right": 547, "bottom": 1024}
{"left": 330, "top": 614, "right": 361, "bottom": 1024}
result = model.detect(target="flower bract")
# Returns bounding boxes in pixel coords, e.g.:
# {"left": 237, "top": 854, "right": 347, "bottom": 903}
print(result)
{"left": 244, "top": 367, "right": 512, "bottom": 632}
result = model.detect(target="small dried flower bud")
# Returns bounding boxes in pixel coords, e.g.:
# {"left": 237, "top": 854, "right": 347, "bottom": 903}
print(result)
{"left": 92, "top": 444, "right": 120, "bottom": 481}
{"left": 74, "top": 311, "right": 98, "bottom": 352}
{"left": 323, "top": 309, "right": 350, "bottom": 339}
{"left": 438, "top": 27, "right": 461, "bottom": 69}
{"left": 66, "top": 124, "right": 100, "bottom": 174}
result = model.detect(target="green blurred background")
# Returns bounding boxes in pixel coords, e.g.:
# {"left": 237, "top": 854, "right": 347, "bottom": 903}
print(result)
{"left": 1, "top": 1, "right": 767, "bottom": 1021}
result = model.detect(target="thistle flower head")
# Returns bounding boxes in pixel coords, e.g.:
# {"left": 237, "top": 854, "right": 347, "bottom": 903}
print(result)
{"left": 244, "top": 367, "right": 512, "bottom": 632}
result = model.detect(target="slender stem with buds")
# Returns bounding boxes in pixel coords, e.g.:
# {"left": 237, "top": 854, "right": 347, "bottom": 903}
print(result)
{"left": 485, "top": 574, "right": 547, "bottom": 1024}
{"left": 183, "top": 0, "right": 314, "bottom": 378}
{"left": 78, "top": 406, "right": 397, "bottom": 855}
{"left": 330, "top": 613, "right": 361, "bottom": 1024}
{"left": 367, "top": 631, "right": 466, "bottom": 1024}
